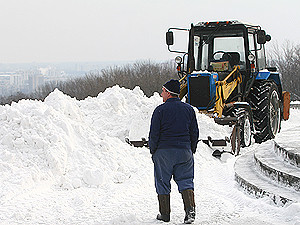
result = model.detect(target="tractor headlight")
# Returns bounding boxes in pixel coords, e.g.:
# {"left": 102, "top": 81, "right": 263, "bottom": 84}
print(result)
{"left": 248, "top": 54, "right": 255, "bottom": 62}
{"left": 175, "top": 56, "right": 182, "bottom": 64}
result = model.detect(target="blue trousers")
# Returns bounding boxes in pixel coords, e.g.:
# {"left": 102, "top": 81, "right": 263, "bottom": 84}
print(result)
{"left": 152, "top": 148, "right": 194, "bottom": 195}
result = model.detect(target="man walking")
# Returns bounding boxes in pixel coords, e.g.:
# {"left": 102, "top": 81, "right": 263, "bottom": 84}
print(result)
{"left": 149, "top": 79, "right": 199, "bottom": 224}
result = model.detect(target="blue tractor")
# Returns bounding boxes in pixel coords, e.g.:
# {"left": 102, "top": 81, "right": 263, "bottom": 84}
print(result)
{"left": 166, "top": 21, "right": 290, "bottom": 155}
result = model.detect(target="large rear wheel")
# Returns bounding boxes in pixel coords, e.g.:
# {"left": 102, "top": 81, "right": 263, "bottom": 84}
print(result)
{"left": 248, "top": 81, "right": 281, "bottom": 143}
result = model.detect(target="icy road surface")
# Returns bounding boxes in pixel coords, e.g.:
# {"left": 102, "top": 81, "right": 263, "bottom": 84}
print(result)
{"left": 0, "top": 86, "right": 299, "bottom": 224}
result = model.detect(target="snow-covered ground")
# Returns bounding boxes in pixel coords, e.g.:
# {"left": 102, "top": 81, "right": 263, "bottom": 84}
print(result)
{"left": 0, "top": 85, "right": 299, "bottom": 225}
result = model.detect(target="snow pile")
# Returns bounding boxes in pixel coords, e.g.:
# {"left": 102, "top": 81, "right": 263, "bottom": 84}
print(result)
{"left": 0, "top": 86, "right": 161, "bottom": 198}
{"left": 0, "top": 85, "right": 299, "bottom": 224}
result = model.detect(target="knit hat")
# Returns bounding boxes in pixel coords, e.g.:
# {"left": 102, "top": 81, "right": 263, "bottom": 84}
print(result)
{"left": 163, "top": 79, "right": 180, "bottom": 96}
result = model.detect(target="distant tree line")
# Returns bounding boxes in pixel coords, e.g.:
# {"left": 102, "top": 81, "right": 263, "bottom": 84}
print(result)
{"left": 0, "top": 42, "right": 299, "bottom": 105}
{"left": 268, "top": 41, "right": 300, "bottom": 100}
{"left": 0, "top": 60, "right": 177, "bottom": 105}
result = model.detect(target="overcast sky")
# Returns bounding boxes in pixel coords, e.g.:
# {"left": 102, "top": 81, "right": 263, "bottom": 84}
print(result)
{"left": 0, "top": 0, "right": 299, "bottom": 63}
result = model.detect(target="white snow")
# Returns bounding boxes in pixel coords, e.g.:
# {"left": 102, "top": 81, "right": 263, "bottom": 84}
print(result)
{"left": 0, "top": 85, "right": 299, "bottom": 224}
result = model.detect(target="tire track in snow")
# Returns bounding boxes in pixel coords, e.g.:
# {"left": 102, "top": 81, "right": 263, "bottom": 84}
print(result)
{"left": 193, "top": 146, "right": 247, "bottom": 224}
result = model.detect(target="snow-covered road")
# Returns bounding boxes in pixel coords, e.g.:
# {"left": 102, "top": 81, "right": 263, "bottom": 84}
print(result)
{"left": 0, "top": 86, "right": 299, "bottom": 224}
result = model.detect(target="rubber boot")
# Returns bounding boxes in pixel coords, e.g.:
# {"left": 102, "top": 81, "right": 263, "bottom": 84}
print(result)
{"left": 181, "top": 189, "right": 195, "bottom": 224}
{"left": 156, "top": 194, "right": 170, "bottom": 222}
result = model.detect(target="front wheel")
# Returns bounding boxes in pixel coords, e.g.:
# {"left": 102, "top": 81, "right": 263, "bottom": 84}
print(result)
{"left": 232, "top": 107, "right": 253, "bottom": 148}
{"left": 240, "top": 111, "right": 252, "bottom": 147}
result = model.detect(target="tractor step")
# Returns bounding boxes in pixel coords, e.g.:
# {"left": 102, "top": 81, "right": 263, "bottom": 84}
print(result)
{"left": 202, "top": 136, "right": 232, "bottom": 158}
{"left": 202, "top": 136, "right": 230, "bottom": 147}
{"left": 125, "top": 138, "right": 148, "bottom": 148}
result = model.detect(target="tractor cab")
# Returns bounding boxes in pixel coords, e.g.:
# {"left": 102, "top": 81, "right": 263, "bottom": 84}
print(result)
{"left": 195, "top": 24, "right": 247, "bottom": 74}
{"left": 167, "top": 20, "right": 271, "bottom": 73}
{"left": 193, "top": 21, "right": 271, "bottom": 84}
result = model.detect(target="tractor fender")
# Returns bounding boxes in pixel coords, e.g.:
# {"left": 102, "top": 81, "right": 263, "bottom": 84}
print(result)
{"left": 255, "top": 71, "right": 283, "bottom": 99}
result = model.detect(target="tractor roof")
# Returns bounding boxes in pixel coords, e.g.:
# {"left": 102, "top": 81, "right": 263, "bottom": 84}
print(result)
{"left": 194, "top": 20, "right": 261, "bottom": 31}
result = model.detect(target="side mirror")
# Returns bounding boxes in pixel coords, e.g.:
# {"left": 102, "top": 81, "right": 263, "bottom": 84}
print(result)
{"left": 257, "top": 30, "right": 271, "bottom": 44}
{"left": 257, "top": 30, "right": 267, "bottom": 44}
{"left": 166, "top": 31, "right": 174, "bottom": 46}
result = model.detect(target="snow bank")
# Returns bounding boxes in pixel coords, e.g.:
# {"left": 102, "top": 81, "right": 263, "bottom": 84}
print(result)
{"left": 1, "top": 85, "right": 298, "bottom": 224}
{"left": 0, "top": 86, "right": 161, "bottom": 200}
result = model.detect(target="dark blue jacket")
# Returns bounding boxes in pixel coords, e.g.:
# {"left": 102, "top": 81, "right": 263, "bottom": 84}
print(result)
{"left": 148, "top": 98, "right": 199, "bottom": 154}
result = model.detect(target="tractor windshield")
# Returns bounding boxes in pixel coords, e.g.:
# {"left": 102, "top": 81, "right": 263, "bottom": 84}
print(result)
{"left": 194, "top": 30, "right": 246, "bottom": 71}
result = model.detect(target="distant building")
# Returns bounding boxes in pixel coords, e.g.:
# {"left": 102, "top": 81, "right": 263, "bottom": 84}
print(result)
{"left": 0, "top": 73, "right": 11, "bottom": 95}
{"left": 0, "top": 70, "right": 44, "bottom": 96}
{"left": 39, "top": 66, "right": 68, "bottom": 84}
{"left": 28, "top": 71, "right": 44, "bottom": 93}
